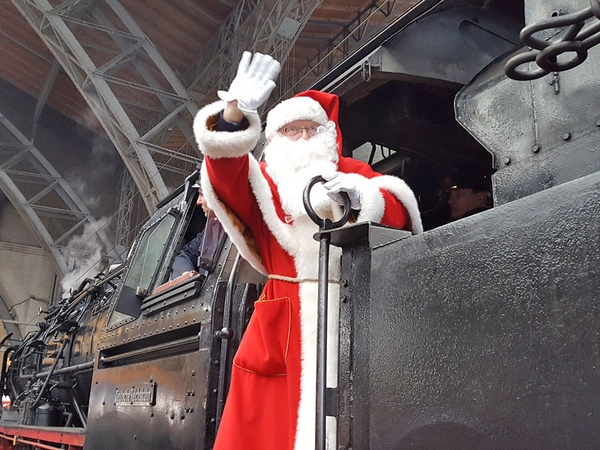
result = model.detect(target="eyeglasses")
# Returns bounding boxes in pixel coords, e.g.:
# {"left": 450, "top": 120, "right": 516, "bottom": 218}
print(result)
{"left": 279, "top": 125, "right": 323, "bottom": 138}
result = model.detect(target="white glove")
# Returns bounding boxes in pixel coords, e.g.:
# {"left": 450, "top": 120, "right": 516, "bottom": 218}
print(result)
{"left": 323, "top": 172, "right": 361, "bottom": 210}
{"left": 217, "top": 52, "right": 281, "bottom": 113}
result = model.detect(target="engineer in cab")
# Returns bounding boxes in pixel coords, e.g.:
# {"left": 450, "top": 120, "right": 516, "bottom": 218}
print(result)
{"left": 447, "top": 169, "right": 493, "bottom": 220}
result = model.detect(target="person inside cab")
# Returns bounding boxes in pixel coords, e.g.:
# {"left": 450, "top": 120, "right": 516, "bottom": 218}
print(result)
{"left": 447, "top": 169, "right": 493, "bottom": 220}
{"left": 170, "top": 182, "right": 224, "bottom": 280}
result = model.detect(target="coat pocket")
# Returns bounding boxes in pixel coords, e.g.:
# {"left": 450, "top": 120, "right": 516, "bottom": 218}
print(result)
{"left": 233, "top": 296, "right": 291, "bottom": 376}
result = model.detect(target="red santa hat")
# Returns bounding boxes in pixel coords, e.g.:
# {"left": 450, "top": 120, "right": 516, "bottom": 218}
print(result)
{"left": 265, "top": 90, "right": 343, "bottom": 154}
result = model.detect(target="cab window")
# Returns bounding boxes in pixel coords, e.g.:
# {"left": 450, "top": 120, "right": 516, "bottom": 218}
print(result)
{"left": 107, "top": 213, "right": 177, "bottom": 328}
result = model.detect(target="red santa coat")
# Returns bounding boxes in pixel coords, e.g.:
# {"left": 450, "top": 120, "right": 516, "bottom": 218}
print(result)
{"left": 194, "top": 97, "right": 422, "bottom": 450}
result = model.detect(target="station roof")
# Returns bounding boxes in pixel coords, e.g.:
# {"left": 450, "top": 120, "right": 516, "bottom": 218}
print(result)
{"left": 0, "top": 0, "right": 420, "bottom": 131}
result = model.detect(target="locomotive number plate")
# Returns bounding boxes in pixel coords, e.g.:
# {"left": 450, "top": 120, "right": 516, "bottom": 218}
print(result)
{"left": 115, "top": 382, "right": 156, "bottom": 406}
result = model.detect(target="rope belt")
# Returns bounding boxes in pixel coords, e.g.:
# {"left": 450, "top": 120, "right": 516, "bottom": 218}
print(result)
{"left": 267, "top": 274, "right": 340, "bottom": 284}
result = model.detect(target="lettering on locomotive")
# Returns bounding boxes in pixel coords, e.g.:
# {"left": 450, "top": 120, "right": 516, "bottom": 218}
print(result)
{"left": 114, "top": 382, "right": 156, "bottom": 406}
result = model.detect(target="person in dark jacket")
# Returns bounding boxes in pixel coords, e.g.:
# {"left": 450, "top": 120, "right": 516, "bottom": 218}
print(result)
{"left": 171, "top": 185, "right": 223, "bottom": 279}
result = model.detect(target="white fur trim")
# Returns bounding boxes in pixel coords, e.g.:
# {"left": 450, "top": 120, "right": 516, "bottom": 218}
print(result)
{"left": 193, "top": 100, "right": 261, "bottom": 159}
{"left": 245, "top": 160, "right": 343, "bottom": 450}
{"left": 369, "top": 175, "right": 423, "bottom": 234}
{"left": 284, "top": 215, "right": 341, "bottom": 450}
{"left": 294, "top": 278, "right": 340, "bottom": 450}
{"left": 247, "top": 157, "right": 299, "bottom": 253}
{"left": 199, "top": 162, "right": 268, "bottom": 274}
{"left": 265, "top": 97, "right": 329, "bottom": 139}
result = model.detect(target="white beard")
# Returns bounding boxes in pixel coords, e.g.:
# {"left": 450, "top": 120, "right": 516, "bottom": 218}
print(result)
{"left": 264, "top": 121, "right": 339, "bottom": 221}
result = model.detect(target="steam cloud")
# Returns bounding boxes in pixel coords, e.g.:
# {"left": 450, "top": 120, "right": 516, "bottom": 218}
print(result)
{"left": 60, "top": 216, "right": 111, "bottom": 298}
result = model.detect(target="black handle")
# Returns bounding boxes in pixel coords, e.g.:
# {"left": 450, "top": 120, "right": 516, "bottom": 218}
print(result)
{"left": 303, "top": 175, "right": 352, "bottom": 230}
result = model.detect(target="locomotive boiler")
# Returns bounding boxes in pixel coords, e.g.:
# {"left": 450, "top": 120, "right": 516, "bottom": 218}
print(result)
{"left": 1, "top": 0, "right": 600, "bottom": 448}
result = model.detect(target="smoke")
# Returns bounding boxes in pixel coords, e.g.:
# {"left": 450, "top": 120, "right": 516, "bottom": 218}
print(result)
{"left": 79, "top": 108, "right": 105, "bottom": 136}
{"left": 60, "top": 216, "right": 111, "bottom": 298}
{"left": 68, "top": 109, "right": 124, "bottom": 219}
{"left": 70, "top": 135, "right": 122, "bottom": 210}
{"left": 69, "top": 178, "right": 103, "bottom": 209}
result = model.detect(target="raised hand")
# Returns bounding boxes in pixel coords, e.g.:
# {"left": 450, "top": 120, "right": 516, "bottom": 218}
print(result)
{"left": 217, "top": 52, "right": 281, "bottom": 113}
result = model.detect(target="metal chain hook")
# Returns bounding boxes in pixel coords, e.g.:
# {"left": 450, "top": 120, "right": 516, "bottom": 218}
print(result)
{"left": 505, "top": 0, "right": 600, "bottom": 80}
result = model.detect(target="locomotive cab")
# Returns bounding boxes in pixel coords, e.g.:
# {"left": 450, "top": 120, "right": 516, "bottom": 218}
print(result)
{"left": 0, "top": 172, "right": 264, "bottom": 450}
{"left": 84, "top": 176, "right": 263, "bottom": 450}
{"left": 329, "top": 0, "right": 525, "bottom": 231}
{"left": 105, "top": 179, "right": 207, "bottom": 329}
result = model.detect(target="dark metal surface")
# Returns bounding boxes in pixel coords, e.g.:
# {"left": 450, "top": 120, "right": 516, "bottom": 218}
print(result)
{"left": 85, "top": 350, "right": 208, "bottom": 450}
{"left": 310, "top": 0, "right": 443, "bottom": 92}
{"left": 215, "top": 259, "right": 260, "bottom": 428}
{"left": 334, "top": 224, "right": 412, "bottom": 450}
{"left": 86, "top": 273, "right": 222, "bottom": 450}
{"left": 368, "top": 2, "right": 521, "bottom": 85}
{"left": 456, "top": 31, "right": 600, "bottom": 206}
{"left": 141, "top": 276, "right": 205, "bottom": 316}
{"left": 315, "top": 232, "right": 331, "bottom": 450}
{"left": 336, "top": 169, "right": 600, "bottom": 449}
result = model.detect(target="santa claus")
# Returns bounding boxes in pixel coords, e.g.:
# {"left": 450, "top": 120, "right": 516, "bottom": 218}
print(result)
{"left": 193, "top": 52, "right": 422, "bottom": 450}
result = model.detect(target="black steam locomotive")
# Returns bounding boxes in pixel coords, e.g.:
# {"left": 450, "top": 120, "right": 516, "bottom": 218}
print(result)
{"left": 2, "top": 0, "right": 600, "bottom": 448}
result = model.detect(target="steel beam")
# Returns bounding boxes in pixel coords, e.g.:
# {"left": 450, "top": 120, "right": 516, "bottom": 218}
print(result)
{"left": 184, "top": 0, "right": 322, "bottom": 108}
{"left": 0, "top": 292, "right": 22, "bottom": 342}
{"left": 11, "top": 0, "right": 166, "bottom": 212}
{"left": 10, "top": 0, "right": 201, "bottom": 213}
{"left": 115, "top": 169, "right": 134, "bottom": 248}
{"left": 0, "top": 112, "right": 117, "bottom": 278}
{"left": 31, "top": 58, "right": 60, "bottom": 140}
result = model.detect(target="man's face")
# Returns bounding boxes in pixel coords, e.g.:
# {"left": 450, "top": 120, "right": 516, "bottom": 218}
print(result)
{"left": 277, "top": 120, "right": 321, "bottom": 141}
{"left": 264, "top": 119, "right": 338, "bottom": 219}
{"left": 197, "top": 191, "right": 210, "bottom": 217}
{"left": 448, "top": 188, "right": 485, "bottom": 219}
